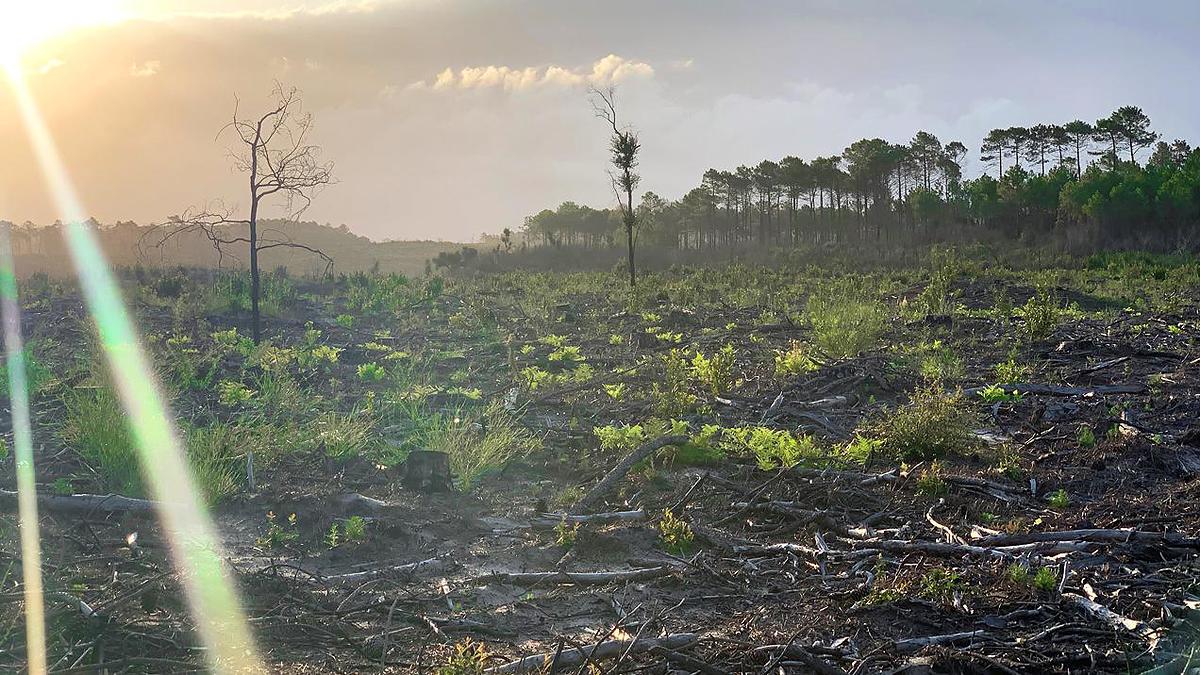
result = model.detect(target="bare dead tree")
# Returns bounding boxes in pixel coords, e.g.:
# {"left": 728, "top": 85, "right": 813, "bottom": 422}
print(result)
{"left": 589, "top": 86, "right": 641, "bottom": 287}
{"left": 151, "top": 84, "right": 333, "bottom": 342}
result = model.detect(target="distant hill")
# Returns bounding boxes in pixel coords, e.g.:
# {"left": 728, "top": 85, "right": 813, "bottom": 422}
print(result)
{"left": 2, "top": 219, "right": 466, "bottom": 277}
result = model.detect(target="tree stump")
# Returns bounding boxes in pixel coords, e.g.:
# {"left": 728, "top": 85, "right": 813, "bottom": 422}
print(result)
{"left": 401, "top": 450, "right": 453, "bottom": 493}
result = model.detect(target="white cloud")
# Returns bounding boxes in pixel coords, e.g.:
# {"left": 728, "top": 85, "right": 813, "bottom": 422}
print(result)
{"left": 129, "top": 60, "right": 161, "bottom": 77}
{"left": 417, "top": 54, "right": 654, "bottom": 92}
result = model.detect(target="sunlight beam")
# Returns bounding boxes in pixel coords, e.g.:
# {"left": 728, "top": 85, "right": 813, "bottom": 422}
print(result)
{"left": 0, "top": 224, "right": 47, "bottom": 675}
{"left": 3, "top": 61, "right": 264, "bottom": 674}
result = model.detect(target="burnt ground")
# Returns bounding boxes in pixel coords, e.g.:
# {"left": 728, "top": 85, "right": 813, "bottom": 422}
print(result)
{"left": 3, "top": 263, "right": 1200, "bottom": 674}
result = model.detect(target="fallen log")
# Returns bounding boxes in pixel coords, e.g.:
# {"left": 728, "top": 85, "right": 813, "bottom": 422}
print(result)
{"left": 477, "top": 565, "right": 677, "bottom": 587}
{"left": 486, "top": 633, "right": 699, "bottom": 674}
{"left": 570, "top": 435, "right": 689, "bottom": 515}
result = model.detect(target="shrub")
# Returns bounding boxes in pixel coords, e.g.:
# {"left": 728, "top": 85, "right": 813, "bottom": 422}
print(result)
{"left": 805, "top": 281, "right": 889, "bottom": 358}
{"left": 1020, "top": 286, "right": 1061, "bottom": 341}
{"left": 871, "top": 384, "right": 978, "bottom": 461}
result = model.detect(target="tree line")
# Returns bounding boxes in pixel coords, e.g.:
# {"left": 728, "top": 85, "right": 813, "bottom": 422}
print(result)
{"left": 521, "top": 105, "right": 1200, "bottom": 254}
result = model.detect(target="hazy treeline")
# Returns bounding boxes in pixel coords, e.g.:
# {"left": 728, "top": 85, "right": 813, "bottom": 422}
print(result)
{"left": 520, "top": 106, "right": 1200, "bottom": 253}
{"left": 0, "top": 219, "right": 460, "bottom": 278}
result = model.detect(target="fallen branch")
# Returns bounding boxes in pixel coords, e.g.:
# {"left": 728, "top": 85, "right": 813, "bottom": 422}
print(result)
{"left": 531, "top": 510, "right": 647, "bottom": 529}
{"left": 893, "top": 630, "right": 985, "bottom": 653}
{"left": 962, "top": 383, "right": 1144, "bottom": 397}
{"left": 477, "top": 566, "right": 678, "bottom": 587}
{"left": 570, "top": 435, "right": 688, "bottom": 515}
{"left": 0, "top": 489, "right": 161, "bottom": 514}
{"left": 487, "top": 633, "right": 699, "bottom": 674}
{"left": 323, "top": 557, "right": 449, "bottom": 586}
{"left": 1063, "top": 593, "right": 1158, "bottom": 642}
{"left": 976, "top": 528, "right": 1200, "bottom": 548}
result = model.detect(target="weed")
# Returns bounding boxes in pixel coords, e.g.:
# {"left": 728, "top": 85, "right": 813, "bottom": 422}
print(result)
{"left": 723, "top": 426, "right": 821, "bottom": 470}
{"left": 774, "top": 341, "right": 819, "bottom": 377}
{"left": 217, "top": 380, "right": 256, "bottom": 407}
{"left": 554, "top": 518, "right": 579, "bottom": 550}
{"left": 608, "top": 334, "right": 625, "bottom": 345}
{"left": 357, "top": 363, "right": 386, "bottom": 381}
{"left": 871, "top": 384, "right": 978, "bottom": 461}
{"left": 978, "top": 384, "right": 1024, "bottom": 403}
{"left": 994, "top": 355, "right": 1031, "bottom": 384}
{"left": 325, "top": 523, "right": 341, "bottom": 549}
{"left": 310, "top": 408, "right": 375, "bottom": 460}
{"left": 650, "top": 349, "right": 698, "bottom": 416}
{"left": 915, "top": 340, "right": 965, "bottom": 383}
{"left": 994, "top": 445, "right": 1024, "bottom": 480}
{"left": 691, "top": 344, "right": 736, "bottom": 395}
{"left": 603, "top": 382, "right": 626, "bottom": 401}
{"left": 917, "top": 568, "right": 961, "bottom": 602}
{"left": 335, "top": 314, "right": 355, "bottom": 329}
{"left": 52, "top": 478, "right": 72, "bottom": 495}
{"left": 257, "top": 511, "right": 299, "bottom": 550}
{"left": 1078, "top": 425, "right": 1096, "bottom": 448}
{"left": 915, "top": 461, "right": 948, "bottom": 496}
{"left": 344, "top": 515, "right": 367, "bottom": 542}
{"left": 1032, "top": 566, "right": 1058, "bottom": 592}
{"left": 658, "top": 508, "right": 695, "bottom": 555}
{"left": 437, "top": 640, "right": 489, "bottom": 675}
{"left": 1047, "top": 488, "right": 1069, "bottom": 509}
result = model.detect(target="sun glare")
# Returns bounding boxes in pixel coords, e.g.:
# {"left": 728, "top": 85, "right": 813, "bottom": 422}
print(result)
{"left": 0, "top": 0, "right": 126, "bottom": 63}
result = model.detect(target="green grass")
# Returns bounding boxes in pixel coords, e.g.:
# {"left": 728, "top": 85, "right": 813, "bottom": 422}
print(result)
{"left": 62, "top": 385, "right": 141, "bottom": 495}
{"left": 427, "top": 401, "right": 542, "bottom": 490}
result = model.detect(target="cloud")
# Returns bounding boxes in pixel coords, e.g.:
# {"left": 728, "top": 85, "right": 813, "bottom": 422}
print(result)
{"left": 417, "top": 54, "right": 654, "bottom": 92}
{"left": 129, "top": 60, "right": 161, "bottom": 77}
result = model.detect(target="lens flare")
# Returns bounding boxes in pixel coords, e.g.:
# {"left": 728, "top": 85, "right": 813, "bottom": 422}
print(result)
{"left": 3, "top": 62, "right": 264, "bottom": 673}
{"left": 0, "top": 224, "right": 47, "bottom": 675}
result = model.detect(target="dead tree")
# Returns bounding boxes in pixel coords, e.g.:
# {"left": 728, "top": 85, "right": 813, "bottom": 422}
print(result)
{"left": 150, "top": 84, "right": 333, "bottom": 342}
{"left": 590, "top": 86, "right": 641, "bottom": 287}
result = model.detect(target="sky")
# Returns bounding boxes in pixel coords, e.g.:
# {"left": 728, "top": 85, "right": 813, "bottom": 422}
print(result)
{"left": 2, "top": 0, "right": 1199, "bottom": 242}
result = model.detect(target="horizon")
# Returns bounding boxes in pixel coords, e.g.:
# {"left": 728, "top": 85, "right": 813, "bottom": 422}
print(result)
{"left": 2, "top": 1, "right": 1199, "bottom": 242}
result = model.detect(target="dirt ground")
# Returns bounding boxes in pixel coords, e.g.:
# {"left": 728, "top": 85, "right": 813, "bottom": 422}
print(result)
{"left": 4, "top": 264, "right": 1200, "bottom": 674}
